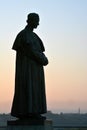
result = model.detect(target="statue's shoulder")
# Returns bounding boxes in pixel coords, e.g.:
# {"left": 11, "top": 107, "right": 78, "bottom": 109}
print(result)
{"left": 17, "top": 29, "right": 26, "bottom": 38}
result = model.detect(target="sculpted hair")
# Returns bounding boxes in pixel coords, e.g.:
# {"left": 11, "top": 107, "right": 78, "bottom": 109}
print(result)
{"left": 26, "top": 13, "right": 39, "bottom": 24}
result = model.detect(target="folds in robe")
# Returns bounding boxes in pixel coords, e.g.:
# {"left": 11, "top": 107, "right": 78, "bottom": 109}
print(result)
{"left": 11, "top": 26, "right": 48, "bottom": 118}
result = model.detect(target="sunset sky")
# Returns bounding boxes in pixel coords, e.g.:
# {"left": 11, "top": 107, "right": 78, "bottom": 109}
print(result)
{"left": 0, "top": 0, "right": 87, "bottom": 114}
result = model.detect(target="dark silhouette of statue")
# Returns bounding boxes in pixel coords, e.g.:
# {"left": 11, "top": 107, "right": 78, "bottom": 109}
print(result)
{"left": 11, "top": 13, "right": 48, "bottom": 120}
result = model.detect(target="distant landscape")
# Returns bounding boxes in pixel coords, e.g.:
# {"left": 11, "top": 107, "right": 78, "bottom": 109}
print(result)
{"left": 0, "top": 111, "right": 87, "bottom": 129}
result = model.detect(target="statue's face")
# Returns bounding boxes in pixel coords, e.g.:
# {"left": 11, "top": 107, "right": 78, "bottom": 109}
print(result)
{"left": 27, "top": 13, "right": 40, "bottom": 29}
{"left": 32, "top": 17, "right": 39, "bottom": 28}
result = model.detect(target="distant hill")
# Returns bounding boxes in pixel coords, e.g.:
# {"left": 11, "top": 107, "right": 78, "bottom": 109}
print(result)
{"left": 45, "top": 111, "right": 87, "bottom": 126}
{"left": 0, "top": 111, "right": 87, "bottom": 127}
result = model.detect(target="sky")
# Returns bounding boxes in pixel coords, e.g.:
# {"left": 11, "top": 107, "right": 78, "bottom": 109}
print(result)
{"left": 0, "top": 0, "right": 87, "bottom": 114}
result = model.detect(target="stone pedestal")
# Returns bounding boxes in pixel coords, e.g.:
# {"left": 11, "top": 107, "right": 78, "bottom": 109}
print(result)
{"left": 7, "top": 119, "right": 53, "bottom": 130}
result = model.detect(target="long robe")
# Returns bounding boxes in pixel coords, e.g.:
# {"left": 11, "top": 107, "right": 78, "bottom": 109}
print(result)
{"left": 11, "top": 26, "right": 48, "bottom": 118}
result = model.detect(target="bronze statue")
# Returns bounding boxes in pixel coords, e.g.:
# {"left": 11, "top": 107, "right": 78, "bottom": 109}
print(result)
{"left": 11, "top": 13, "right": 48, "bottom": 120}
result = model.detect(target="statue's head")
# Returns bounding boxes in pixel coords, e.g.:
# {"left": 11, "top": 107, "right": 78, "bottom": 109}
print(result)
{"left": 27, "top": 13, "right": 39, "bottom": 29}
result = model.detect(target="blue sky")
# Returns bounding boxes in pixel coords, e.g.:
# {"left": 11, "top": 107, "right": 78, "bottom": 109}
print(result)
{"left": 0, "top": 0, "right": 87, "bottom": 113}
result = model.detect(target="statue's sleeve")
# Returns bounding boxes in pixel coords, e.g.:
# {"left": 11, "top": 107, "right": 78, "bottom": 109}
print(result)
{"left": 32, "top": 50, "right": 48, "bottom": 66}
{"left": 25, "top": 32, "right": 48, "bottom": 66}
{"left": 27, "top": 42, "right": 48, "bottom": 66}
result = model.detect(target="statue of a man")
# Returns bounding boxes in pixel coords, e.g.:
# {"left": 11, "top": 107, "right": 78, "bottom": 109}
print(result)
{"left": 11, "top": 13, "right": 48, "bottom": 120}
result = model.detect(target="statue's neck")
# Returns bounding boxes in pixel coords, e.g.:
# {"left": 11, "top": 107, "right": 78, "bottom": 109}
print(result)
{"left": 26, "top": 25, "right": 34, "bottom": 32}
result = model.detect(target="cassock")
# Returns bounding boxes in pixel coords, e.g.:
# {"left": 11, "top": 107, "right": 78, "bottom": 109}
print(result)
{"left": 11, "top": 25, "right": 48, "bottom": 118}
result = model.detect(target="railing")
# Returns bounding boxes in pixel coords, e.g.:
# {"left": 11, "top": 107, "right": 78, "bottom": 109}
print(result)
{"left": 0, "top": 126, "right": 87, "bottom": 130}
{"left": 0, "top": 126, "right": 6, "bottom": 130}
{"left": 53, "top": 126, "right": 87, "bottom": 130}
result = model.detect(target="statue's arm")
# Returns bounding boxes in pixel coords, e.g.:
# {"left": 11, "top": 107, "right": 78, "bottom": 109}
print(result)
{"left": 12, "top": 32, "right": 48, "bottom": 66}
{"left": 31, "top": 48, "right": 48, "bottom": 66}
{"left": 26, "top": 43, "right": 48, "bottom": 66}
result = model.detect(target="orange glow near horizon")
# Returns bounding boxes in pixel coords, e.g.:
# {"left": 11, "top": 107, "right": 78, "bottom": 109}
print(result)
{"left": 0, "top": 0, "right": 87, "bottom": 113}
